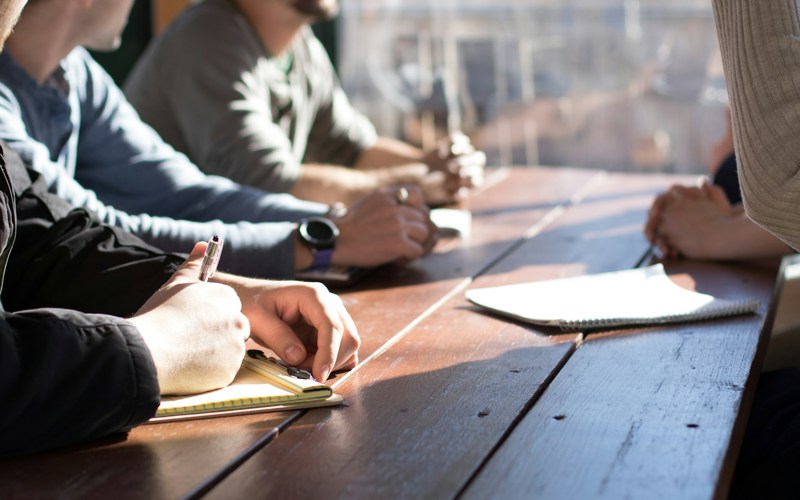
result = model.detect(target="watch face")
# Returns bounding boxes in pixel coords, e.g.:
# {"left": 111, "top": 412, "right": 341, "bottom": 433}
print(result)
{"left": 300, "top": 217, "right": 340, "bottom": 249}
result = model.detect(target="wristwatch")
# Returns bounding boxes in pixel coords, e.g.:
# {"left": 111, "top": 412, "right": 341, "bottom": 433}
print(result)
{"left": 297, "top": 216, "right": 340, "bottom": 271}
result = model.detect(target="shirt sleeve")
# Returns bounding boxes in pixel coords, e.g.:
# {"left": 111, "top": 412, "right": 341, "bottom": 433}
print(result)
{"left": 713, "top": 0, "right": 800, "bottom": 250}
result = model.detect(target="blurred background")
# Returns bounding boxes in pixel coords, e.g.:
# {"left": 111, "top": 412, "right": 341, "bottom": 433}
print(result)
{"left": 337, "top": 0, "right": 726, "bottom": 174}
{"left": 106, "top": 0, "right": 727, "bottom": 175}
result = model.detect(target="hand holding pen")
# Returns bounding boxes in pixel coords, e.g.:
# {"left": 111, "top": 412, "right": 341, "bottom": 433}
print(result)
{"left": 194, "top": 235, "right": 361, "bottom": 381}
{"left": 129, "top": 238, "right": 248, "bottom": 395}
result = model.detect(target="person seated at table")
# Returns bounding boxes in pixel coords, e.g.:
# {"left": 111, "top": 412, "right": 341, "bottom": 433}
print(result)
{"left": 0, "top": 0, "right": 359, "bottom": 455}
{"left": 644, "top": 108, "right": 792, "bottom": 262}
{"left": 712, "top": 0, "right": 800, "bottom": 496}
{"left": 0, "top": 0, "right": 436, "bottom": 281}
{"left": 123, "top": 0, "right": 486, "bottom": 207}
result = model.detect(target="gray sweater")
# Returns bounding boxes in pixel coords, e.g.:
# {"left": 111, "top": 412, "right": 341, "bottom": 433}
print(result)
{"left": 713, "top": 0, "right": 800, "bottom": 251}
{"left": 125, "top": 0, "right": 377, "bottom": 195}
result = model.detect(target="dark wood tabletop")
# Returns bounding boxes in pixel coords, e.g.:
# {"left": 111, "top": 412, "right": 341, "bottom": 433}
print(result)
{"left": 1, "top": 167, "right": 779, "bottom": 500}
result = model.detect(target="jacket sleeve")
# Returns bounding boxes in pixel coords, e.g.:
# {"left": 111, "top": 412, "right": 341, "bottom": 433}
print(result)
{"left": 713, "top": 0, "right": 800, "bottom": 250}
{"left": 0, "top": 146, "right": 161, "bottom": 457}
{"left": 0, "top": 308, "right": 160, "bottom": 458}
{"left": 2, "top": 152, "right": 185, "bottom": 317}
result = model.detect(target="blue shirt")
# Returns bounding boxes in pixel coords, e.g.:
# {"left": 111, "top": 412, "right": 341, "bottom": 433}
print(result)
{"left": 0, "top": 48, "right": 328, "bottom": 278}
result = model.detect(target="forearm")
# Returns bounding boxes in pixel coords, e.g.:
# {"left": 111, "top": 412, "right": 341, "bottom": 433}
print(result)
{"left": 708, "top": 212, "right": 793, "bottom": 260}
{"left": 355, "top": 137, "right": 426, "bottom": 170}
{"left": 713, "top": 0, "right": 800, "bottom": 250}
{"left": 291, "top": 164, "right": 377, "bottom": 205}
{"left": 291, "top": 163, "right": 428, "bottom": 205}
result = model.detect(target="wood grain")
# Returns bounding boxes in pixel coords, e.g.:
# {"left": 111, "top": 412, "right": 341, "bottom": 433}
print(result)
{"left": 462, "top": 261, "right": 777, "bottom": 500}
{"left": 0, "top": 167, "right": 597, "bottom": 498}
{"left": 203, "top": 172, "right": 691, "bottom": 499}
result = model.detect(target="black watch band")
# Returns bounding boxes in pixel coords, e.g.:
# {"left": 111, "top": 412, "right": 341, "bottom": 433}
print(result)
{"left": 298, "top": 216, "right": 340, "bottom": 270}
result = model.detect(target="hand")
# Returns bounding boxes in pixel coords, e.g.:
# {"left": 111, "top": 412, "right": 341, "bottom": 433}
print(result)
{"left": 422, "top": 132, "right": 486, "bottom": 205}
{"left": 130, "top": 242, "right": 249, "bottom": 395}
{"left": 332, "top": 186, "right": 438, "bottom": 267}
{"left": 218, "top": 278, "right": 360, "bottom": 382}
{"left": 645, "top": 184, "right": 686, "bottom": 251}
{"left": 646, "top": 182, "right": 735, "bottom": 259}
{"left": 709, "top": 107, "right": 734, "bottom": 175}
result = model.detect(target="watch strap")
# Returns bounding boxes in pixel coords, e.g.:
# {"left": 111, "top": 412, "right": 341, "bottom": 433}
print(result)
{"left": 309, "top": 247, "right": 334, "bottom": 271}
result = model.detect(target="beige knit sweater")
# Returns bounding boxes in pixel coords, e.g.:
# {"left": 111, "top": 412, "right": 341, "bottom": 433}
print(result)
{"left": 713, "top": 0, "right": 800, "bottom": 251}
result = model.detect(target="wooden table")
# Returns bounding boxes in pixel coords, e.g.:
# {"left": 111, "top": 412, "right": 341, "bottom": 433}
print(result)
{"left": 1, "top": 167, "right": 779, "bottom": 499}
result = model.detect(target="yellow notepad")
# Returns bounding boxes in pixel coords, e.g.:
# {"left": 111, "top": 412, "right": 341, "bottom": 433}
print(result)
{"left": 150, "top": 349, "right": 343, "bottom": 423}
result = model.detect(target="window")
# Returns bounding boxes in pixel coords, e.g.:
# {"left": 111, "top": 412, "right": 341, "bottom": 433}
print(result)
{"left": 337, "top": 0, "right": 726, "bottom": 174}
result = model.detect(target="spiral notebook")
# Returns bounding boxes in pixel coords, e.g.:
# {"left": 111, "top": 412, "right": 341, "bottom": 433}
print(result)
{"left": 151, "top": 349, "right": 343, "bottom": 423}
{"left": 466, "top": 264, "right": 760, "bottom": 332}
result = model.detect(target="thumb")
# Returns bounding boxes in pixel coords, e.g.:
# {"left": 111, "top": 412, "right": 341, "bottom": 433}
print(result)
{"left": 707, "top": 184, "right": 731, "bottom": 207}
{"left": 169, "top": 241, "right": 208, "bottom": 285}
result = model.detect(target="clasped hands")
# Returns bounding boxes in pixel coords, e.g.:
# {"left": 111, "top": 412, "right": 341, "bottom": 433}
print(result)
{"left": 645, "top": 180, "right": 737, "bottom": 259}
{"left": 422, "top": 131, "right": 486, "bottom": 206}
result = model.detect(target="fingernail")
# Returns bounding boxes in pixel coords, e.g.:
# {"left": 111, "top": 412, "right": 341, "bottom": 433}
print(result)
{"left": 319, "top": 364, "right": 331, "bottom": 381}
{"left": 285, "top": 345, "right": 303, "bottom": 364}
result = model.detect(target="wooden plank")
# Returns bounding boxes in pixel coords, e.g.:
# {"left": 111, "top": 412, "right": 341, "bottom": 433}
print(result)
{"left": 332, "top": 167, "right": 601, "bottom": 357}
{"left": 462, "top": 260, "right": 777, "bottom": 500}
{"left": 1, "top": 412, "right": 293, "bottom": 499}
{"left": 203, "top": 172, "right": 682, "bottom": 498}
{"left": 0, "top": 167, "right": 596, "bottom": 498}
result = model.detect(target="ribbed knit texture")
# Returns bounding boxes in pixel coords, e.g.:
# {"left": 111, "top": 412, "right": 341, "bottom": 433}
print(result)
{"left": 713, "top": 0, "right": 800, "bottom": 251}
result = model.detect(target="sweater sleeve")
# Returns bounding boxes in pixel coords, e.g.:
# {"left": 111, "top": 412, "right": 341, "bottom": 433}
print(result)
{"left": 713, "top": 0, "right": 800, "bottom": 250}
{"left": 0, "top": 309, "right": 160, "bottom": 458}
{"left": 0, "top": 51, "right": 328, "bottom": 279}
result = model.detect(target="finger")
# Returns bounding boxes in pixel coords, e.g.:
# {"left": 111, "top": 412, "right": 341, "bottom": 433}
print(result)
{"left": 656, "top": 239, "right": 671, "bottom": 257}
{"left": 448, "top": 151, "right": 486, "bottom": 174}
{"left": 397, "top": 204, "right": 430, "bottom": 225}
{"left": 252, "top": 314, "right": 309, "bottom": 367}
{"left": 649, "top": 192, "right": 669, "bottom": 219}
{"left": 644, "top": 216, "right": 659, "bottom": 242}
{"left": 393, "top": 232, "right": 426, "bottom": 261}
{"left": 422, "top": 223, "right": 439, "bottom": 254}
{"left": 401, "top": 217, "right": 433, "bottom": 245}
{"left": 443, "top": 169, "right": 477, "bottom": 193}
{"left": 237, "top": 312, "right": 252, "bottom": 343}
{"left": 674, "top": 185, "right": 705, "bottom": 200}
{"left": 168, "top": 241, "right": 208, "bottom": 285}
{"left": 399, "top": 185, "right": 426, "bottom": 210}
{"left": 307, "top": 301, "right": 345, "bottom": 382}
{"left": 329, "top": 295, "right": 360, "bottom": 371}
{"left": 707, "top": 184, "right": 731, "bottom": 206}
{"left": 335, "top": 353, "right": 359, "bottom": 372}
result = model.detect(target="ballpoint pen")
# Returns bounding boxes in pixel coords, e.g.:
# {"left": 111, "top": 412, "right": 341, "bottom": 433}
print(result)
{"left": 199, "top": 235, "right": 223, "bottom": 281}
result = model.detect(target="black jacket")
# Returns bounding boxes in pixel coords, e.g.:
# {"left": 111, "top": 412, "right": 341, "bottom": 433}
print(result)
{"left": 0, "top": 142, "right": 184, "bottom": 457}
